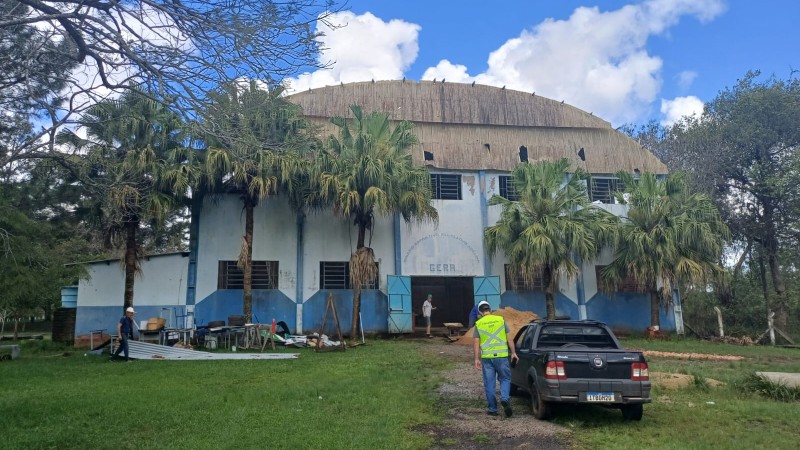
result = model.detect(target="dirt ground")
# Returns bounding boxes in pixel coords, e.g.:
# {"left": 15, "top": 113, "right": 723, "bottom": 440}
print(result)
{"left": 416, "top": 338, "right": 572, "bottom": 450}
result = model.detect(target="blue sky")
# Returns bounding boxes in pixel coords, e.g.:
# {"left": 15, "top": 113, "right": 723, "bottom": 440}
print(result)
{"left": 286, "top": 0, "right": 799, "bottom": 127}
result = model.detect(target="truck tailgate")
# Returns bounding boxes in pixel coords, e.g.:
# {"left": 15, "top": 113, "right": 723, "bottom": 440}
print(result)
{"left": 552, "top": 351, "right": 648, "bottom": 400}
{"left": 554, "top": 351, "right": 643, "bottom": 379}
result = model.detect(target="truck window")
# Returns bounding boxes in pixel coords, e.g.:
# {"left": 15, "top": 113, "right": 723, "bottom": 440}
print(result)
{"left": 536, "top": 325, "right": 616, "bottom": 348}
{"left": 514, "top": 326, "right": 529, "bottom": 350}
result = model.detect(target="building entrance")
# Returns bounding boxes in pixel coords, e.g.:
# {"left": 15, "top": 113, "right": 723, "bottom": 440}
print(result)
{"left": 411, "top": 276, "right": 474, "bottom": 328}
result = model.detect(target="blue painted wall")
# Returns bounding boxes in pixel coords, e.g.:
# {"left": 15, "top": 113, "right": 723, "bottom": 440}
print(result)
{"left": 194, "top": 290, "right": 296, "bottom": 329}
{"left": 585, "top": 292, "right": 677, "bottom": 333}
{"left": 302, "top": 290, "right": 388, "bottom": 334}
{"left": 75, "top": 305, "right": 187, "bottom": 337}
{"left": 501, "top": 291, "right": 579, "bottom": 321}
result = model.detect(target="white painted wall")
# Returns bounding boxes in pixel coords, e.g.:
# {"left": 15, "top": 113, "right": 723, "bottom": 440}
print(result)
{"left": 401, "top": 171, "right": 486, "bottom": 276}
{"left": 196, "top": 195, "right": 298, "bottom": 301}
{"left": 302, "top": 209, "right": 395, "bottom": 299}
{"left": 77, "top": 253, "right": 188, "bottom": 307}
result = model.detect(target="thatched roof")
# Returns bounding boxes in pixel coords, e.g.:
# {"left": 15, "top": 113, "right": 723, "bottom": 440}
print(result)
{"left": 288, "top": 80, "right": 667, "bottom": 174}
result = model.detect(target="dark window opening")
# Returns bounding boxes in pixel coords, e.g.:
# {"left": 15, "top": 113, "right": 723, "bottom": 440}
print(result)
{"left": 218, "top": 260, "right": 278, "bottom": 289}
{"left": 589, "top": 177, "right": 625, "bottom": 204}
{"left": 430, "top": 174, "right": 462, "bottom": 200}
{"left": 320, "top": 261, "right": 380, "bottom": 289}
{"left": 499, "top": 176, "right": 520, "bottom": 201}
{"left": 595, "top": 265, "right": 646, "bottom": 293}
{"left": 519, "top": 145, "right": 528, "bottom": 162}
{"left": 504, "top": 264, "right": 546, "bottom": 291}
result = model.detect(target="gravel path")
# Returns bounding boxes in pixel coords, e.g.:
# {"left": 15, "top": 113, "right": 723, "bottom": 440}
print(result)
{"left": 417, "top": 339, "right": 572, "bottom": 449}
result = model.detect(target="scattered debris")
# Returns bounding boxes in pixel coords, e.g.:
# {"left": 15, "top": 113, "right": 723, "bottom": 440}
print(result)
{"left": 650, "top": 372, "right": 725, "bottom": 389}
{"left": 708, "top": 335, "right": 755, "bottom": 346}
{"left": 639, "top": 350, "right": 744, "bottom": 361}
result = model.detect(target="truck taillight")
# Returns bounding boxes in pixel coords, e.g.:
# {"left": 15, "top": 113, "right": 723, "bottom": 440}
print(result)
{"left": 631, "top": 362, "right": 649, "bottom": 381}
{"left": 545, "top": 361, "right": 567, "bottom": 380}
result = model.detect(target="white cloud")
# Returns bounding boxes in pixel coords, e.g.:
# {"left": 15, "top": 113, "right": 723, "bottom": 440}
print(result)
{"left": 676, "top": 70, "right": 698, "bottom": 90}
{"left": 285, "top": 1, "right": 725, "bottom": 125}
{"left": 423, "top": 0, "right": 725, "bottom": 125}
{"left": 660, "top": 95, "right": 704, "bottom": 126}
{"left": 420, "top": 60, "right": 471, "bottom": 83}
{"left": 284, "top": 12, "right": 420, "bottom": 93}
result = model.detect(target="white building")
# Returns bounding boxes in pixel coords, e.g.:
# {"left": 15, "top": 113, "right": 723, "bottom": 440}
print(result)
{"left": 73, "top": 81, "right": 681, "bottom": 338}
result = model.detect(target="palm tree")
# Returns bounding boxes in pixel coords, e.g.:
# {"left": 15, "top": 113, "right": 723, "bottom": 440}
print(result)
{"left": 201, "top": 81, "right": 311, "bottom": 322}
{"left": 485, "top": 159, "right": 618, "bottom": 320}
{"left": 59, "top": 88, "right": 189, "bottom": 312}
{"left": 599, "top": 171, "right": 729, "bottom": 328}
{"left": 310, "top": 105, "right": 438, "bottom": 338}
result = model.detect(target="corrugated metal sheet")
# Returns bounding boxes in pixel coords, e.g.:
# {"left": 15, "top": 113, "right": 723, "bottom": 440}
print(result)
{"left": 118, "top": 340, "right": 298, "bottom": 360}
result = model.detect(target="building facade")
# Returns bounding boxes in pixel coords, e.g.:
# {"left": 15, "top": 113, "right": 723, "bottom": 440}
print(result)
{"left": 73, "top": 80, "right": 682, "bottom": 337}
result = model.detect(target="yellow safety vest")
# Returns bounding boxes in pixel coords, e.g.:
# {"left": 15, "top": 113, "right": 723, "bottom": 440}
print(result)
{"left": 475, "top": 314, "right": 509, "bottom": 358}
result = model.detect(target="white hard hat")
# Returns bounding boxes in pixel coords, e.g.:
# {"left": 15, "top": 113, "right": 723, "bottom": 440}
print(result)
{"left": 478, "top": 301, "right": 491, "bottom": 311}
{"left": 126, "top": 306, "right": 135, "bottom": 313}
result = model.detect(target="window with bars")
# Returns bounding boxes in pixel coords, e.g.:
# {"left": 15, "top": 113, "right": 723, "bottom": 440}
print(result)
{"left": 504, "top": 265, "right": 546, "bottom": 291}
{"left": 589, "top": 177, "right": 625, "bottom": 204}
{"left": 218, "top": 261, "right": 278, "bottom": 289}
{"left": 499, "top": 176, "right": 520, "bottom": 201}
{"left": 595, "top": 265, "right": 646, "bottom": 293}
{"left": 430, "top": 174, "right": 462, "bottom": 200}
{"left": 319, "top": 261, "right": 380, "bottom": 289}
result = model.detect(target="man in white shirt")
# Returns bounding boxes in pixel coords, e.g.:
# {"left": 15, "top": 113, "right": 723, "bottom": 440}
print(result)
{"left": 422, "top": 294, "right": 435, "bottom": 337}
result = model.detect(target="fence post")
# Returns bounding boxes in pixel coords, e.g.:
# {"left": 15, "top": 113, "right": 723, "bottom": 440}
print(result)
{"left": 713, "top": 306, "right": 724, "bottom": 338}
{"left": 767, "top": 311, "right": 775, "bottom": 346}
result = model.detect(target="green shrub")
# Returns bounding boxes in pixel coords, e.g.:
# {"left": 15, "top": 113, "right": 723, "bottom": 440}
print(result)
{"left": 737, "top": 373, "right": 800, "bottom": 402}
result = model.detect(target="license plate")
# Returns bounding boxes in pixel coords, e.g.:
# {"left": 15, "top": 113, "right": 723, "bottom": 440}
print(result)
{"left": 586, "top": 392, "right": 615, "bottom": 402}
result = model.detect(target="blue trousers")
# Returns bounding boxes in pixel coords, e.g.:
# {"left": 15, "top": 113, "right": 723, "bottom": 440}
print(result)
{"left": 481, "top": 356, "right": 511, "bottom": 413}
{"left": 112, "top": 337, "right": 129, "bottom": 360}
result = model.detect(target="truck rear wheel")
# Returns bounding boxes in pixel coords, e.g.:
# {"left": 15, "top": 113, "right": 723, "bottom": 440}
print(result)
{"left": 529, "top": 381, "right": 551, "bottom": 420}
{"left": 621, "top": 404, "right": 643, "bottom": 421}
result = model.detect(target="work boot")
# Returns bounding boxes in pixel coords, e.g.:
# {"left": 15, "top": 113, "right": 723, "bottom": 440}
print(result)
{"left": 501, "top": 400, "right": 513, "bottom": 418}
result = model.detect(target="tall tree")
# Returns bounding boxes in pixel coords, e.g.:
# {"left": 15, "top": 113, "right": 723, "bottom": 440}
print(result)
{"left": 0, "top": 181, "right": 88, "bottom": 337}
{"left": 485, "top": 159, "right": 617, "bottom": 320}
{"left": 1, "top": 0, "right": 338, "bottom": 159}
{"left": 58, "top": 89, "right": 190, "bottom": 311}
{"left": 600, "top": 171, "right": 729, "bottom": 328}
{"left": 0, "top": 1, "right": 78, "bottom": 173}
{"left": 202, "top": 81, "right": 312, "bottom": 322}
{"left": 648, "top": 72, "right": 800, "bottom": 331}
{"left": 310, "top": 105, "right": 438, "bottom": 337}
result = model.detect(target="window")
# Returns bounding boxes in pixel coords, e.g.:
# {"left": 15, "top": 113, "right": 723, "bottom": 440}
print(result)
{"left": 499, "top": 176, "right": 520, "bottom": 201}
{"left": 218, "top": 261, "right": 278, "bottom": 289}
{"left": 505, "top": 265, "right": 546, "bottom": 291}
{"left": 589, "top": 177, "right": 625, "bottom": 203}
{"left": 430, "top": 174, "right": 462, "bottom": 200}
{"left": 595, "top": 265, "right": 646, "bottom": 293}
{"left": 320, "top": 261, "right": 380, "bottom": 289}
{"left": 514, "top": 324, "right": 538, "bottom": 351}
{"left": 537, "top": 324, "right": 616, "bottom": 348}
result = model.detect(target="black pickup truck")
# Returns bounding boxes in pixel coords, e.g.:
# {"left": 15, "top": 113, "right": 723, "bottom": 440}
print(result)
{"left": 510, "top": 320, "right": 651, "bottom": 421}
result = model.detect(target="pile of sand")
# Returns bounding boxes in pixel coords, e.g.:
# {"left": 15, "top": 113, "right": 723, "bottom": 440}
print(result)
{"left": 455, "top": 307, "right": 539, "bottom": 345}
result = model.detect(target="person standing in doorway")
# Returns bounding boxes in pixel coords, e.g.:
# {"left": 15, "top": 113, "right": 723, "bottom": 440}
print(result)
{"left": 468, "top": 302, "right": 481, "bottom": 329}
{"left": 473, "top": 301, "right": 518, "bottom": 417}
{"left": 422, "top": 294, "right": 436, "bottom": 337}
{"left": 110, "top": 306, "right": 135, "bottom": 362}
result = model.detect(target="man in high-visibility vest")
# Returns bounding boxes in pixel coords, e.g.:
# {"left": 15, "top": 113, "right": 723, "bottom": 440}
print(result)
{"left": 473, "top": 301, "right": 518, "bottom": 417}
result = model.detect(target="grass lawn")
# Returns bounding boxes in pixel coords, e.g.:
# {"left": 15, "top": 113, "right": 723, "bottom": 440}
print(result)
{"left": 0, "top": 339, "right": 446, "bottom": 450}
{"left": 2, "top": 336, "right": 800, "bottom": 450}
{"left": 565, "top": 337, "right": 800, "bottom": 450}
